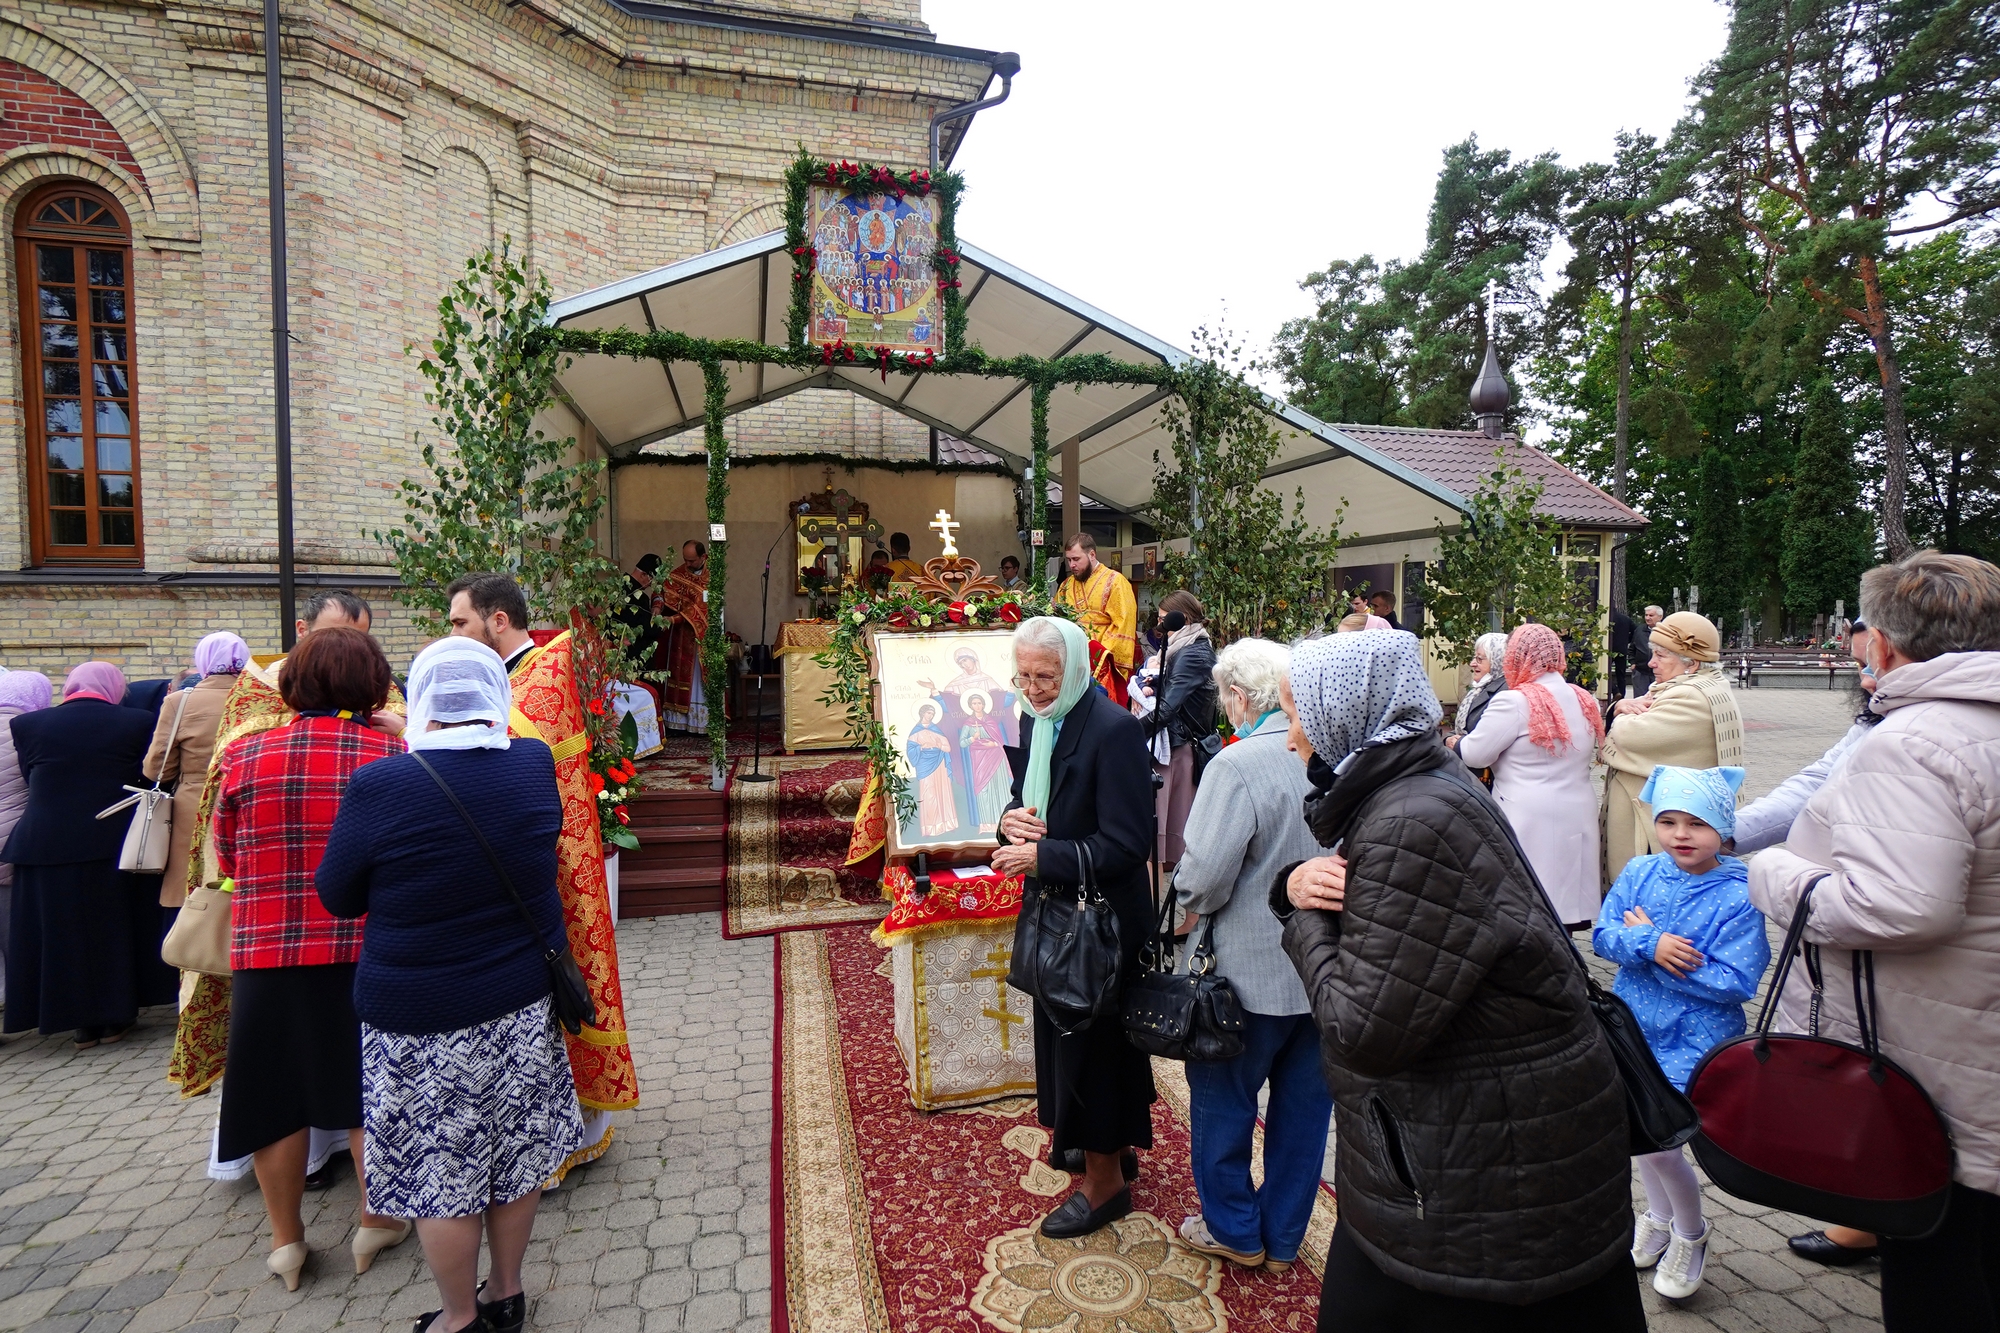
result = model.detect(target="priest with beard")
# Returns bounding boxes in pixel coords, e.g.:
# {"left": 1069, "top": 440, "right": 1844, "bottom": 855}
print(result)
{"left": 444, "top": 572, "right": 640, "bottom": 1182}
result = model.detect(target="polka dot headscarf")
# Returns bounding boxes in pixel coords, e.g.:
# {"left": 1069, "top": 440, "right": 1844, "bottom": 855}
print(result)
{"left": 1288, "top": 630, "right": 1442, "bottom": 770}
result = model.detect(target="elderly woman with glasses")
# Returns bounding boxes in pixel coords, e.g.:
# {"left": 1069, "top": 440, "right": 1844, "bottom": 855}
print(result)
{"left": 992, "top": 616, "right": 1157, "bottom": 1240}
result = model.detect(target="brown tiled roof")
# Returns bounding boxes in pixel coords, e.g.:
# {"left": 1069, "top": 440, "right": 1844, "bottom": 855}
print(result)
{"left": 1332, "top": 425, "right": 1648, "bottom": 531}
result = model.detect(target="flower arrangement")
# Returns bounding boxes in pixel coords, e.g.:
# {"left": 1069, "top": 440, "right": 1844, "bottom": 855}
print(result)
{"left": 814, "top": 582, "right": 1070, "bottom": 818}
{"left": 590, "top": 710, "right": 645, "bottom": 853}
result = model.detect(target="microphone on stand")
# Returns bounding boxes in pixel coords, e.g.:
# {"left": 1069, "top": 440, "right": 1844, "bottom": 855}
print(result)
{"left": 741, "top": 523, "right": 791, "bottom": 784}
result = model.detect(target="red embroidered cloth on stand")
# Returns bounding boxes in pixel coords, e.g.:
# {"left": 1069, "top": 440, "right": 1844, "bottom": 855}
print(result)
{"left": 873, "top": 862, "right": 1025, "bottom": 945}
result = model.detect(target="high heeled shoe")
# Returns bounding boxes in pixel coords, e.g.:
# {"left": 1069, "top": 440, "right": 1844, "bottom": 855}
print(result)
{"left": 266, "top": 1241, "right": 308, "bottom": 1292}
{"left": 352, "top": 1219, "right": 413, "bottom": 1274}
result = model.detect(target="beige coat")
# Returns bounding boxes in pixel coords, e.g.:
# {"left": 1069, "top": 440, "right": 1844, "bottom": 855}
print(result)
{"left": 141, "top": 672, "right": 236, "bottom": 906}
{"left": 1748, "top": 651, "right": 2000, "bottom": 1193}
{"left": 1598, "top": 665, "right": 1742, "bottom": 885}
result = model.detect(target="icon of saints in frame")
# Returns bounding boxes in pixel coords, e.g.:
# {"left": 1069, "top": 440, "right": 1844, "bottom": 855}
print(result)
{"left": 871, "top": 630, "right": 1020, "bottom": 856}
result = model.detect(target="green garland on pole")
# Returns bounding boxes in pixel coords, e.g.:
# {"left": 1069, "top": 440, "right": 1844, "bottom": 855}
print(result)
{"left": 1030, "top": 379, "right": 1051, "bottom": 593}
{"left": 700, "top": 358, "right": 731, "bottom": 784}
{"left": 816, "top": 584, "right": 1070, "bottom": 819}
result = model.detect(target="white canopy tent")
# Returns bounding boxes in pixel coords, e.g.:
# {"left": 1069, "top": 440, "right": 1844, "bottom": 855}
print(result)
{"left": 547, "top": 231, "right": 1470, "bottom": 546}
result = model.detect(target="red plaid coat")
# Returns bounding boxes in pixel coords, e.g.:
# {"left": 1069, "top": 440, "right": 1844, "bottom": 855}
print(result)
{"left": 213, "top": 717, "right": 403, "bottom": 970}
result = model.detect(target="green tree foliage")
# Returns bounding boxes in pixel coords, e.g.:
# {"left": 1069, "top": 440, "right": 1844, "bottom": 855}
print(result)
{"left": 1270, "top": 257, "right": 1405, "bottom": 425}
{"left": 1690, "top": 448, "right": 1749, "bottom": 626}
{"left": 1865, "top": 231, "right": 2000, "bottom": 559}
{"left": 1275, "top": 136, "right": 1562, "bottom": 431}
{"left": 373, "top": 243, "right": 644, "bottom": 742}
{"left": 1549, "top": 131, "right": 1687, "bottom": 607}
{"left": 1691, "top": 0, "right": 2000, "bottom": 559}
{"left": 1147, "top": 328, "right": 1343, "bottom": 644}
{"left": 1418, "top": 456, "right": 1600, "bottom": 669}
{"left": 1782, "top": 383, "right": 1875, "bottom": 620}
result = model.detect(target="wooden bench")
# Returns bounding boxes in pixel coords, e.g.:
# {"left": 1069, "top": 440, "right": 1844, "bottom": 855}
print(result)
{"left": 1733, "top": 651, "right": 1858, "bottom": 690}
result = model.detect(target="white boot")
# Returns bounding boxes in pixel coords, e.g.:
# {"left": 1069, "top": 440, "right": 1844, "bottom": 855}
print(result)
{"left": 1653, "top": 1221, "right": 1711, "bottom": 1299}
{"left": 1631, "top": 1212, "right": 1672, "bottom": 1270}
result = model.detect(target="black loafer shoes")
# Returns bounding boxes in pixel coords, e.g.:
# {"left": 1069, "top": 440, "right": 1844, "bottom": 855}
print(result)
{"left": 1040, "top": 1186, "right": 1133, "bottom": 1239}
{"left": 1788, "top": 1231, "right": 1880, "bottom": 1266}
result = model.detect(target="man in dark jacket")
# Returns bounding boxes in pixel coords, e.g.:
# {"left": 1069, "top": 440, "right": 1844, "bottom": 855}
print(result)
{"left": 1270, "top": 631, "right": 1642, "bottom": 1325}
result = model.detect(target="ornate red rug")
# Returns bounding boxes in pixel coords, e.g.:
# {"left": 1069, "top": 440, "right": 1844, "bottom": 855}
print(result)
{"left": 725, "top": 755, "right": 889, "bottom": 938}
{"left": 774, "top": 925, "right": 1337, "bottom": 1333}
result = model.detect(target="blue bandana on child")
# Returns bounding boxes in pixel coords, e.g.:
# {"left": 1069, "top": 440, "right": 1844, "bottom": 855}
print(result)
{"left": 1639, "top": 764, "right": 1745, "bottom": 839}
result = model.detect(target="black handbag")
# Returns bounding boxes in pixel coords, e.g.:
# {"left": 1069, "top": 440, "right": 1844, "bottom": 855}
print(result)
{"left": 1121, "top": 887, "right": 1245, "bottom": 1061}
{"left": 1006, "top": 843, "right": 1124, "bottom": 1034}
{"left": 1432, "top": 762, "right": 1699, "bottom": 1154}
{"left": 410, "top": 751, "right": 598, "bottom": 1036}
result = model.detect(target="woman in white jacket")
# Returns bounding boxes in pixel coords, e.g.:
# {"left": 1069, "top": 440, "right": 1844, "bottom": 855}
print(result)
{"left": 1455, "top": 624, "right": 1605, "bottom": 928}
{"left": 1748, "top": 552, "right": 2000, "bottom": 1333}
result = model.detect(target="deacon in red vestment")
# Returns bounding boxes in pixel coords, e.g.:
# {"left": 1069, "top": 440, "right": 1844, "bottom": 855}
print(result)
{"left": 655, "top": 540, "right": 713, "bottom": 733}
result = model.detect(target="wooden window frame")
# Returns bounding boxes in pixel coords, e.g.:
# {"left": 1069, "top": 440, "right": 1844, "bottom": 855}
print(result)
{"left": 14, "top": 182, "right": 143, "bottom": 566}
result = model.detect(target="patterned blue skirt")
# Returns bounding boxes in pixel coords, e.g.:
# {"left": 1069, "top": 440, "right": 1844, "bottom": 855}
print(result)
{"left": 361, "top": 997, "right": 586, "bottom": 1218}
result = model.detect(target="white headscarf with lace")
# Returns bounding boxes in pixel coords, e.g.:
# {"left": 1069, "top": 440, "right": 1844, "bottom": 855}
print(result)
{"left": 406, "top": 638, "right": 513, "bottom": 752}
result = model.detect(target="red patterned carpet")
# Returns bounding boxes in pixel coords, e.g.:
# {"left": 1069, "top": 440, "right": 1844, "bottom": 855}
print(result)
{"left": 724, "top": 754, "right": 888, "bottom": 938}
{"left": 774, "top": 925, "right": 1336, "bottom": 1333}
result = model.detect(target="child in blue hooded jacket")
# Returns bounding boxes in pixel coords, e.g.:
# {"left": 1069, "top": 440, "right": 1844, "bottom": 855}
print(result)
{"left": 1594, "top": 764, "right": 1770, "bottom": 1302}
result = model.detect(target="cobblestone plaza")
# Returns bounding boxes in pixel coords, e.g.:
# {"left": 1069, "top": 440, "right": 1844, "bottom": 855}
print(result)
{"left": 0, "top": 688, "right": 1886, "bottom": 1332}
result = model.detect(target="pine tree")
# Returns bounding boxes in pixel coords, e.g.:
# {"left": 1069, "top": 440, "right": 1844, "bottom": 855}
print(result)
{"left": 1690, "top": 448, "right": 1746, "bottom": 628}
{"left": 1781, "top": 383, "right": 1874, "bottom": 624}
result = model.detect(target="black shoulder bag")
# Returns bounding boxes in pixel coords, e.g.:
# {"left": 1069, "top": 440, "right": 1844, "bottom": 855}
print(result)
{"left": 1121, "top": 887, "right": 1244, "bottom": 1061}
{"left": 1431, "top": 761, "right": 1699, "bottom": 1155}
{"left": 409, "top": 751, "right": 597, "bottom": 1036}
{"left": 1006, "top": 842, "right": 1124, "bottom": 1034}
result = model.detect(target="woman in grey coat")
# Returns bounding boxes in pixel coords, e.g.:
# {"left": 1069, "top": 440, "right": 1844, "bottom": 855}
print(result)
{"left": 1171, "top": 638, "right": 1334, "bottom": 1273}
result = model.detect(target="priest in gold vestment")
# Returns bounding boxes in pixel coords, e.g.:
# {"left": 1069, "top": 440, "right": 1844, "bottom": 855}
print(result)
{"left": 1054, "top": 533, "right": 1138, "bottom": 707}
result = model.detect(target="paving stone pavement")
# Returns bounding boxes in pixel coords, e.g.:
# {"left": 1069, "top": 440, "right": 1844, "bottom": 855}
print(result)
{"left": 0, "top": 912, "right": 771, "bottom": 1333}
{"left": 0, "top": 687, "right": 1879, "bottom": 1333}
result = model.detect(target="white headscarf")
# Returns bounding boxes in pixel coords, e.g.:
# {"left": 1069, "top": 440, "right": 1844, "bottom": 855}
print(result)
{"left": 406, "top": 638, "right": 513, "bottom": 752}
{"left": 1289, "top": 629, "right": 1441, "bottom": 771}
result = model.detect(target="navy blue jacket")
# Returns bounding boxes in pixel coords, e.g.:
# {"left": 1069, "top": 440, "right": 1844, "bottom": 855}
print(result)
{"left": 2, "top": 699, "right": 155, "bottom": 865}
{"left": 316, "top": 740, "right": 565, "bottom": 1036}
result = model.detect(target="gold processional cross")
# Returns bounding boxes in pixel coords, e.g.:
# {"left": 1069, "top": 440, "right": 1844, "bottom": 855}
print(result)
{"left": 971, "top": 942, "right": 1023, "bottom": 1053}
{"left": 930, "top": 508, "right": 961, "bottom": 558}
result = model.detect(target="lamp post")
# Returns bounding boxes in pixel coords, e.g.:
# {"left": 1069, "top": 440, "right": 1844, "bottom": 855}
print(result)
{"left": 265, "top": 0, "right": 297, "bottom": 649}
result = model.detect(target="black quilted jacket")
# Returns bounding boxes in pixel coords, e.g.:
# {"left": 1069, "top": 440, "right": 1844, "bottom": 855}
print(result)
{"left": 1270, "top": 731, "right": 1631, "bottom": 1304}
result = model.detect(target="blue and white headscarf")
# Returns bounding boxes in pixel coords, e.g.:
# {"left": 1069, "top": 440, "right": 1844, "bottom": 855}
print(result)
{"left": 1288, "top": 629, "right": 1441, "bottom": 771}
{"left": 1639, "top": 764, "right": 1745, "bottom": 838}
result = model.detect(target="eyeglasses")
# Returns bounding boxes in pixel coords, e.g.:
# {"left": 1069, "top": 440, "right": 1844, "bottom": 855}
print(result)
{"left": 1011, "top": 673, "right": 1062, "bottom": 690}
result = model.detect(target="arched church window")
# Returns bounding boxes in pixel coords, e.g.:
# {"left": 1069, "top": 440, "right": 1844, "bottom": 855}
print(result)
{"left": 14, "top": 183, "right": 142, "bottom": 564}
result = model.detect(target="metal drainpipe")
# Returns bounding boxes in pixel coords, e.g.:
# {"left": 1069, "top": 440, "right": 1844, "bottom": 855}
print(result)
{"left": 929, "top": 52, "right": 1022, "bottom": 174}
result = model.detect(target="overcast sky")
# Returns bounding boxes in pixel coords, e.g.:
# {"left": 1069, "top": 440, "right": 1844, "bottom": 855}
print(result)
{"left": 925, "top": 0, "right": 1730, "bottom": 374}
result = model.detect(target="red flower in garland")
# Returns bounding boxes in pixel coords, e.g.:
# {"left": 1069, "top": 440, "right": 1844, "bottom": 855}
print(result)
{"left": 887, "top": 609, "right": 916, "bottom": 629}
{"left": 937, "top": 248, "right": 960, "bottom": 266}
{"left": 586, "top": 696, "right": 608, "bottom": 717}
{"left": 588, "top": 770, "right": 607, "bottom": 795}
{"left": 614, "top": 805, "right": 631, "bottom": 826}
{"left": 997, "top": 602, "right": 1023, "bottom": 624}
{"left": 946, "top": 601, "right": 968, "bottom": 624}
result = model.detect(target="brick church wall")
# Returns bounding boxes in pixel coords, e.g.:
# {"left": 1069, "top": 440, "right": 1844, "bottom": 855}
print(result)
{"left": 0, "top": 0, "right": 994, "bottom": 675}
